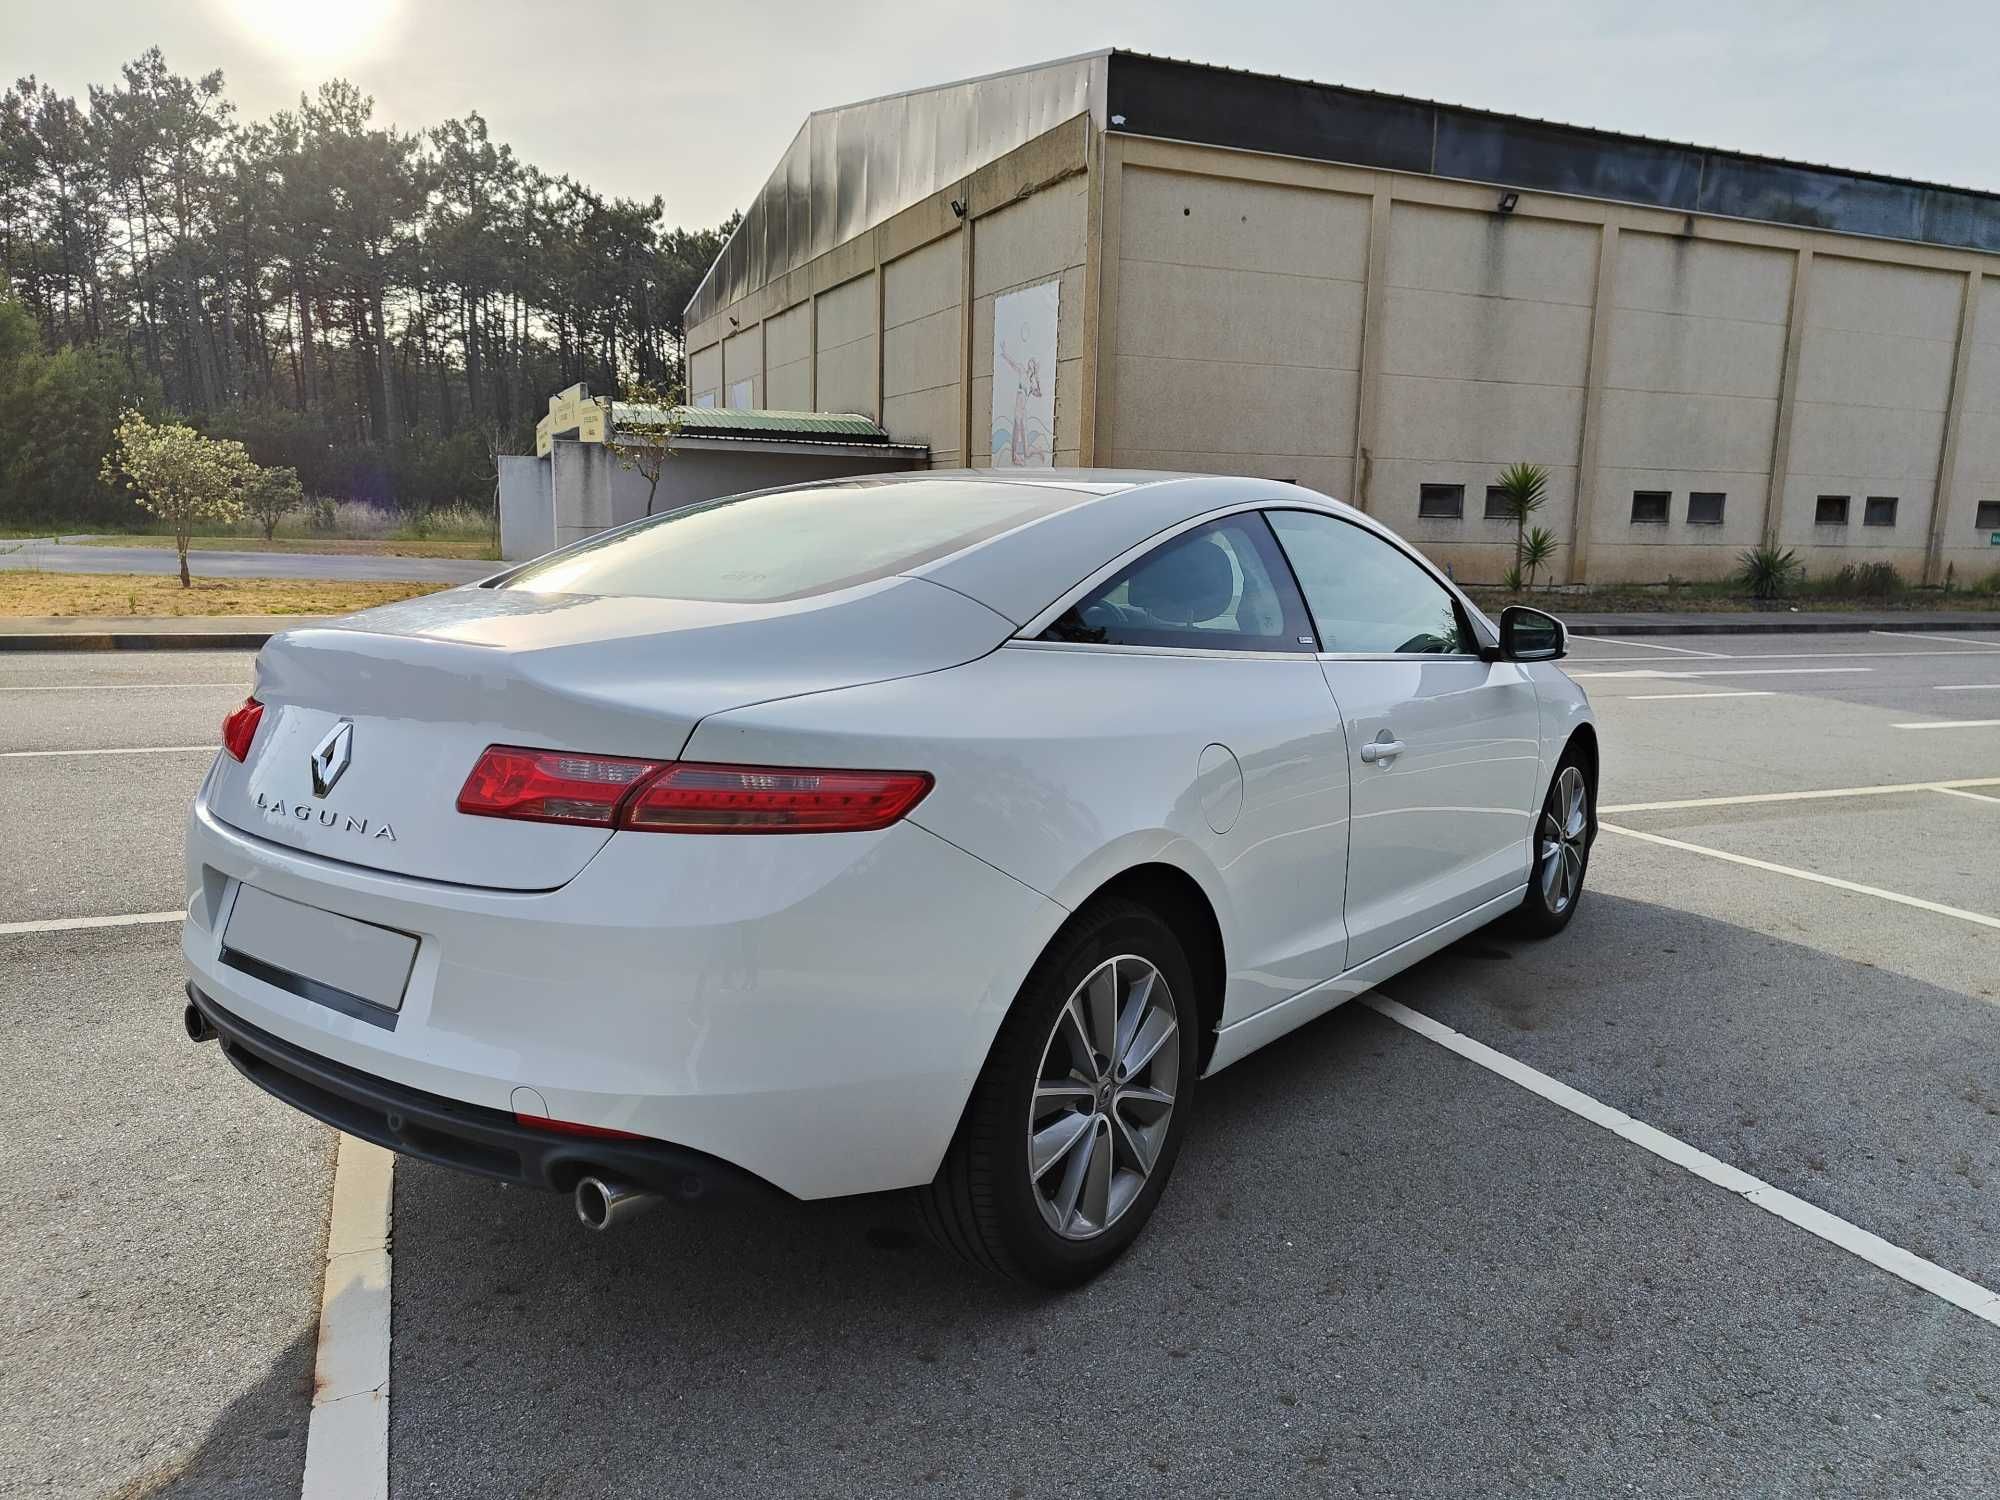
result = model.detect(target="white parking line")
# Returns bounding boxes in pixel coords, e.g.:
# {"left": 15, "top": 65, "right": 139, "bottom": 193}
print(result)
{"left": 1583, "top": 637, "right": 1727, "bottom": 658}
{"left": 1569, "top": 667, "right": 1872, "bottom": 680}
{"left": 1892, "top": 719, "right": 2000, "bottom": 731}
{"left": 1936, "top": 684, "right": 2000, "bottom": 691}
{"left": 1602, "top": 776, "right": 2000, "bottom": 814}
{"left": 1599, "top": 822, "right": 2000, "bottom": 932}
{"left": 0, "top": 745, "right": 212, "bottom": 758}
{"left": 1571, "top": 649, "right": 2000, "bottom": 665}
{"left": 302, "top": 1135, "right": 393, "bottom": 1500}
{"left": 1623, "top": 690, "right": 1775, "bottom": 701}
{"left": 1367, "top": 995, "right": 2000, "bottom": 1329}
{"left": 1933, "top": 786, "right": 2000, "bottom": 806}
{"left": 1870, "top": 629, "right": 2000, "bottom": 647}
{"left": 0, "top": 910, "right": 186, "bottom": 936}
{"left": 0, "top": 682, "right": 243, "bottom": 692}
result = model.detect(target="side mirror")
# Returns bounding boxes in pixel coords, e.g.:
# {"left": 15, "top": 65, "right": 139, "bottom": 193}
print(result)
{"left": 1499, "top": 605, "right": 1566, "bottom": 662}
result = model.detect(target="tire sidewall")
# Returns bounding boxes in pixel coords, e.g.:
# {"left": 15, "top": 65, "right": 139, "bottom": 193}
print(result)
{"left": 1523, "top": 753, "right": 1592, "bottom": 932}
{"left": 985, "top": 908, "right": 1200, "bottom": 1283}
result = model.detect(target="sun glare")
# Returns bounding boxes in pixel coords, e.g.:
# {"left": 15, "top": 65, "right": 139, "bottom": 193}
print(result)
{"left": 215, "top": 0, "right": 400, "bottom": 66}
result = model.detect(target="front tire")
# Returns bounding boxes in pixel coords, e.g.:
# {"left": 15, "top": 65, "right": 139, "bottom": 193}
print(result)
{"left": 1515, "top": 753, "right": 1593, "bottom": 937}
{"left": 916, "top": 900, "right": 1199, "bottom": 1287}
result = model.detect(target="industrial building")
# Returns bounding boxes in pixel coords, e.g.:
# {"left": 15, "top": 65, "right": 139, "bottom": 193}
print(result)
{"left": 681, "top": 50, "right": 2000, "bottom": 584}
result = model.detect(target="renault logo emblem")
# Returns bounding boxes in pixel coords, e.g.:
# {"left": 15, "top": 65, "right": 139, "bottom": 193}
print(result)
{"left": 310, "top": 721, "right": 353, "bottom": 799}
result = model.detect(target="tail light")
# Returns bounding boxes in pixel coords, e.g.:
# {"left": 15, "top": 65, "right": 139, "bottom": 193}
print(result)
{"left": 456, "top": 747, "right": 932, "bottom": 834}
{"left": 624, "top": 763, "right": 932, "bottom": 833}
{"left": 221, "top": 698, "right": 264, "bottom": 761}
{"left": 456, "top": 746, "right": 665, "bottom": 826}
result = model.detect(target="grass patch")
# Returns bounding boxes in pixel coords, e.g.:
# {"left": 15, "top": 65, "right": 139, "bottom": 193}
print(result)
{"left": 72, "top": 534, "right": 500, "bottom": 560}
{"left": 0, "top": 570, "right": 448, "bottom": 618}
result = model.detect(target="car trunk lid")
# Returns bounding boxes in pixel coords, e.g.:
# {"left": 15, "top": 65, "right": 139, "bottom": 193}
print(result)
{"left": 206, "top": 578, "right": 1012, "bottom": 889}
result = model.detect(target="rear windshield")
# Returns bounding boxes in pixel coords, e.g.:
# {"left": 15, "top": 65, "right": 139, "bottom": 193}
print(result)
{"left": 496, "top": 479, "right": 1089, "bottom": 603}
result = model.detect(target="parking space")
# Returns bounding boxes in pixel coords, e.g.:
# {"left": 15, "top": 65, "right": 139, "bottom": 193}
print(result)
{"left": 2, "top": 635, "right": 1996, "bottom": 1498}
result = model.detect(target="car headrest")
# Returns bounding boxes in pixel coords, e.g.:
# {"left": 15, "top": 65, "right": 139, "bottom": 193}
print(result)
{"left": 1127, "top": 536, "right": 1236, "bottom": 625}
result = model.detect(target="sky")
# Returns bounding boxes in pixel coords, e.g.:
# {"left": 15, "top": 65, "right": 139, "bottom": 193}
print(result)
{"left": 8, "top": 0, "right": 2000, "bottom": 232}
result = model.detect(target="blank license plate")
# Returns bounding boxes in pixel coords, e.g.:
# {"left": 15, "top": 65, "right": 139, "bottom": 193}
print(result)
{"left": 222, "top": 885, "right": 418, "bottom": 1015}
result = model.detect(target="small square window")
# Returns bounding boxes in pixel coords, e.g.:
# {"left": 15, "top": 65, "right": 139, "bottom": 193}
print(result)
{"left": 1483, "top": 486, "right": 1515, "bottom": 520}
{"left": 1815, "top": 495, "right": 1851, "bottom": 526}
{"left": 1864, "top": 495, "right": 1898, "bottom": 527}
{"left": 1630, "top": 490, "right": 1670, "bottom": 524}
{"left": 1976, "top": 500, "right": 2000, "bottom": 530}
{"left": 1687, "top": 491, "right": 1726, "bottom": 526}
{"left": 1418, "top": 483, "right": 1465, "bottom": 520}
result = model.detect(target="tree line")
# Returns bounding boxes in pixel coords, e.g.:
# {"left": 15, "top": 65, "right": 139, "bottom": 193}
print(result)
{"left": 0, "top": 48, "right": 733, "bottom": 524}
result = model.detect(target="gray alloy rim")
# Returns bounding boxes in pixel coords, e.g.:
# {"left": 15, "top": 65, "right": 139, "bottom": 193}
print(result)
{"left": 1539, "top": 765, "right": 1589, "bottom": 915}
{"left": 1027, "top": 955, "right": 1180, "bottom": 1241}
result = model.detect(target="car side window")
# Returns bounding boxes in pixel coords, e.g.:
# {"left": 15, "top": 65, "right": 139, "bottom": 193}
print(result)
{"left": 1041, "top": 513, "right": 1316, "bottom": 653}
{"left": 1265, "top": 509, "right": 1474, "bottom": 655}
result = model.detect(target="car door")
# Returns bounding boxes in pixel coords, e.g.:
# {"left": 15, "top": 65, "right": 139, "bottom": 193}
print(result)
{"left": 1265, "top": 508, "right": 1542, "bottom": 968}
{"left": 1036, "top": 510, "right": 1355, "bottom": 1009}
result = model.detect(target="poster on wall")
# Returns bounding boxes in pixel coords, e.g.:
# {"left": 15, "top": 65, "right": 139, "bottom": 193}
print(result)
{"left": 990, "top": 280, "right": 1060, "bottom": 467}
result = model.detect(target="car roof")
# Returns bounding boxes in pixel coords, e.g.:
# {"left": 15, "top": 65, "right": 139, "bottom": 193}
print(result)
{"left": 902, "top": 469, "right": 1373, "bottom": 626}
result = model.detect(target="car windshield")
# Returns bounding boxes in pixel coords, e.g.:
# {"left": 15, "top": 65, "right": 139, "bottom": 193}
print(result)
{"left": 496, "top": 479, "right": 1089, "bottom": 603}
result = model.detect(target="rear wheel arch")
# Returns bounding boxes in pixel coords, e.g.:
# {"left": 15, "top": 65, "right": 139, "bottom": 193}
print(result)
{"left": 1071, "top": 863, "right": 1226, "bottom": 1073}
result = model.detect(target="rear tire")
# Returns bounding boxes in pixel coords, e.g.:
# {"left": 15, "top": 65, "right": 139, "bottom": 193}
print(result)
{"left": 1514, "top": 750, "right": 1593, "bottom": 937}
{"left": 915, "top": 900, "right": 1199, "bottom": 1287}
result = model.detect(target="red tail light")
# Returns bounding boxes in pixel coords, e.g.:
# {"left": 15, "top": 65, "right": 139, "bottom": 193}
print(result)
{"left": 221, "top": 698, "right": 264, "bottom": 761}
{"left": 623, "top": 762, "right": 933, "bottom": 834}
{"left": 456, "top": 746, "right": 665, "bottom": 826}
{"left": 455, "top": 747, "right": 933, "bottom": 834}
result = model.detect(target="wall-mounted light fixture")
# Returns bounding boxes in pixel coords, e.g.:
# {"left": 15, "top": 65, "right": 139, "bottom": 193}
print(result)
{"left": 949, "top": 198, "right": 967, "bottom": 219}
{"left": 1497, "top": 191, "right": 1520, "bottom": 214}
{"left": 727, "top": 315, "right": 740, "bottom": 327}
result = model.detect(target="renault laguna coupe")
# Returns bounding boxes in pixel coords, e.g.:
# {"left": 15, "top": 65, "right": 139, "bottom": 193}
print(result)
{"left": 181, "top": 471, "right": 1596, "bottom": 1285}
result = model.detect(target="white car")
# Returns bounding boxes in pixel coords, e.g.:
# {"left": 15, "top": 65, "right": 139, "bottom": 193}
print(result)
{"left": 181, "top": 471, "right": 1595, "bottom": 1285}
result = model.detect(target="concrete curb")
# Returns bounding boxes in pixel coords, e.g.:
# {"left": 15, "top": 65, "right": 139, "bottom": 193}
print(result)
{"left": 0, "top": 630, "right": 277, "bottom": 652}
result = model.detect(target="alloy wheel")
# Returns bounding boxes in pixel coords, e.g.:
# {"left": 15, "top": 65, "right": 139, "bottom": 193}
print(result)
{"left": 1539, "top": 765, "right": 1589, "bottom": 915}
{"left": 1026, "top": 955, "right": 1180, "bottom": 1240}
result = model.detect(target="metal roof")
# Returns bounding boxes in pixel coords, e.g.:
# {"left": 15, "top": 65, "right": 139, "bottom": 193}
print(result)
{"left": 687, "top": 49, "right": 2000, "bottom": 327}
{"left": 612, "top": 405, "right": 920, "bottom": 447}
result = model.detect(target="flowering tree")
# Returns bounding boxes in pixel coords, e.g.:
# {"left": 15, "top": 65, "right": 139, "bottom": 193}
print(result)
{"left": 244, "top": 464, "right": 306, "bottom": 541}
{"left": 101, "top": 410, "right": 258, "bottom": 586}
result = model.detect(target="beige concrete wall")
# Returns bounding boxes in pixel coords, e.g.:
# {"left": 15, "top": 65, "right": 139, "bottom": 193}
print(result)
{"left": 1779, "top": 255, "right": 1961, "bottom": 566}
{"left": 1100, "top": 166, "right": 1367, "bottom": 495}
{"left": 882, "top": 234, "right": 964, "bottom": 466}
{"left": 720, "top": 325, "right": 763, "bottom": 408}
{"left": 689, "top": 345, "right": 721, "bottom": 408}
{"left": 764, "top": 302, "right": 812, "bottom": 411}
{"left": 813, "top": 272, "right": 877, "bottom": 418}
{"left": 1585, "top": 232, "right": 1794, "bottom": 582}
{"left": 969, "top": 172, "right": 1090, "bottom": 466}
{"left": 1371, "top": 201, "right": 1598, "bottom": 578}
{"left": 1940, "top": 275, "right": 2000, "bottom": 580}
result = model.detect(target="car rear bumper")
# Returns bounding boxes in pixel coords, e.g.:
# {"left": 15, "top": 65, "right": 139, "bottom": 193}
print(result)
{"left": 182, "top": 785, "right": 1068, "bottom": 1199}
{"left": 189, "top": 982, "right": 771, "bottom": 1201}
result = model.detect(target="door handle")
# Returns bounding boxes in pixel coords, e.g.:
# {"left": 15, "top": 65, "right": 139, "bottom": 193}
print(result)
{"left": 1359, "top": 737, "right": 1406, "bottom": 764}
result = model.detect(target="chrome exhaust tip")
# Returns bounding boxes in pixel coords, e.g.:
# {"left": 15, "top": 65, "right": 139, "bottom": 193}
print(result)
{"left": 183, "top": 1001, "right": 217, "bottom": 1043}
{"left": 574, "top": 1175, "right": 661, "bottom": 1232}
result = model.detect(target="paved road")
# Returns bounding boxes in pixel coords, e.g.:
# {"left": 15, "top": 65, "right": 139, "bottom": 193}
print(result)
{"left": 0, "top": 538, "right": 496, "bottom": 583}
{"left": 1, "top": 630, "right": 1996, "bottom": 1497}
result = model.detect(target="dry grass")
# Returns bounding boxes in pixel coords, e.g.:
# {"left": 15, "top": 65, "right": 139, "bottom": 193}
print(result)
{"left": 0, "top": 571, "right": 447, "bottom": 618}
{"left": 75, "top": 535, "right": 499, "bottom": 560}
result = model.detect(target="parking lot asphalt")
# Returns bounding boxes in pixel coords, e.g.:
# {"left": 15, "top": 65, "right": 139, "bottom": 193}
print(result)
{"left": 1, "top": 629, "right": 1995, "bottom": 1498}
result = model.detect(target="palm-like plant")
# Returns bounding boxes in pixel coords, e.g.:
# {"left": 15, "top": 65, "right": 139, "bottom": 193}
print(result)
{"left": 1520, "top": 525, "right": 1561, "bottom": 590}
{"left": 1735, "top": 544, "right": 1802, "bottom": 601}
{"left": 1492, "top": 462, "right": 1549, "bottom": 577}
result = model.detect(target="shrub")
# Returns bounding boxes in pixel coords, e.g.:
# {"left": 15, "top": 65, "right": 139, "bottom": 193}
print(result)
{"left": 1735, "top": 545, "right": 1803, "bottom": 600}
